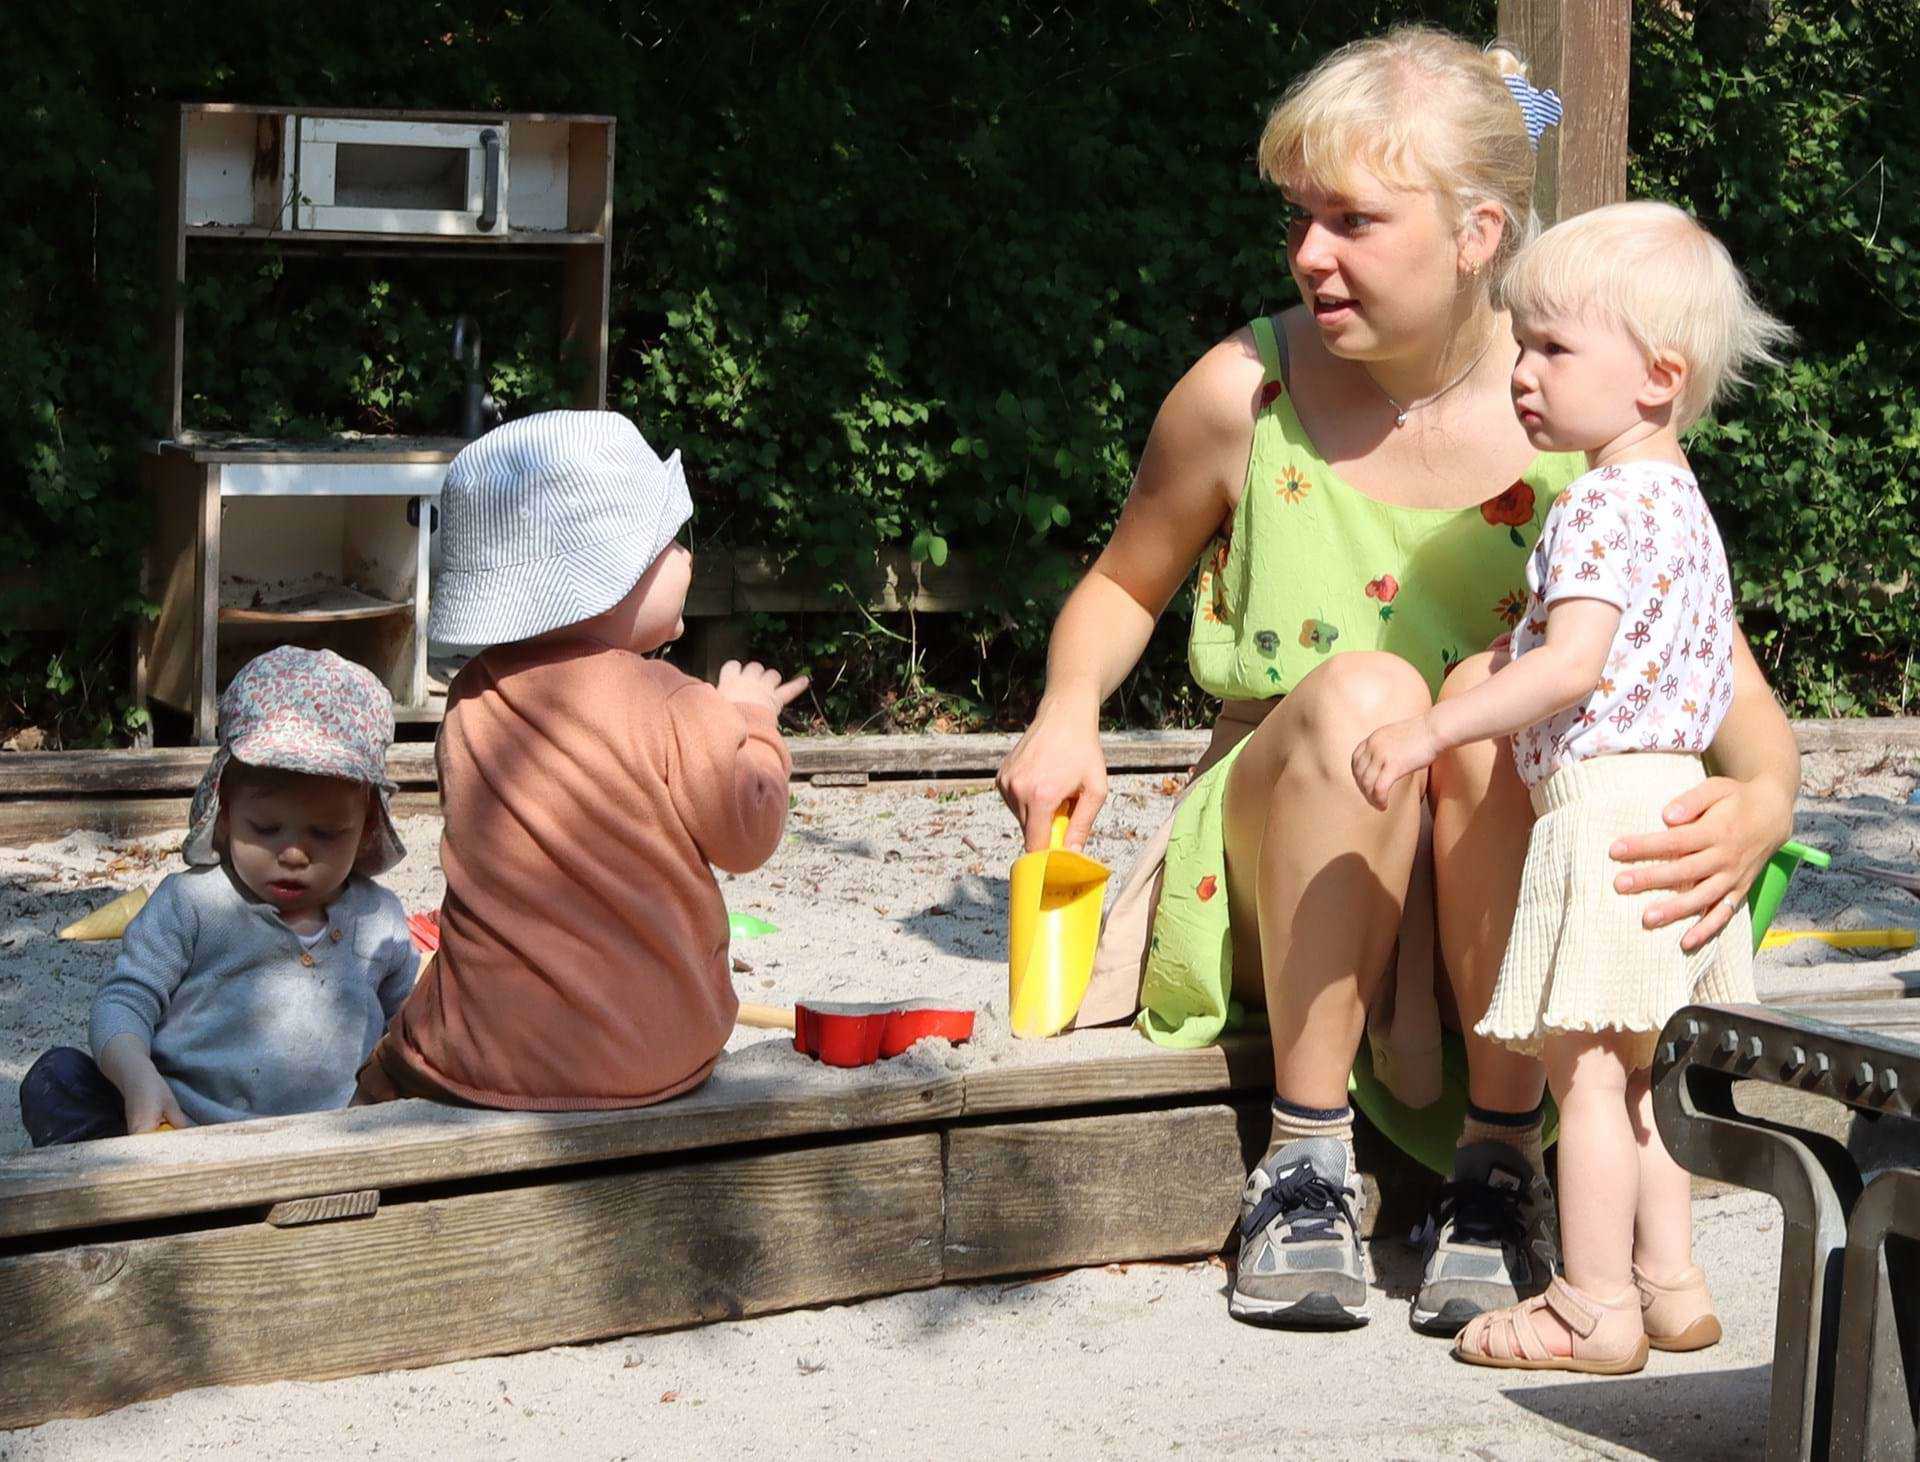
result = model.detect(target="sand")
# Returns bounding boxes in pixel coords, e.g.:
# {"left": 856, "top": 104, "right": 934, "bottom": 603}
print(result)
{"left": 2, "top": 755, "right": 1915, "bottom": 1457}
{"left": 1, "top": 1189, "right": 1791, "bottom": 1460}
{"left": 5, "top": 758, "right": 1917, "bottom": 1157}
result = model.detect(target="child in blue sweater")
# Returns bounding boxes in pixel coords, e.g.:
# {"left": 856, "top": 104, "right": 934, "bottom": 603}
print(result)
{"left": 17, "top": 647, "right": 417, "bottom": 1144}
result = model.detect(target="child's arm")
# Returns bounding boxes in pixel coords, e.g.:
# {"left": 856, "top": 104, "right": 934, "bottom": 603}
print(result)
{"left": 367, "top": 889, "right": 421, "bottom": 1020}
{"left": 1351, "top": 598, "right": 1621, "bottom": 811}
{"left": 89, "top": 878, "right": 196, "bottom": 1132}
{"left": 666, "top": 663, "right": 808, "bottom": 873}
{"left": 97, "top": 1034, "right": 190, "bottom": 1133}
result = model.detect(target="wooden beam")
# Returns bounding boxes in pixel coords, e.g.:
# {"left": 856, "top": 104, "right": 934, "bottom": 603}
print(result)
{"left": 1496, "top": 0, "right": 1631, "bottom": 224}
{"left": 961, "top": 1032, "right": 1272, "bottom": 1117}
{"left": 0, "top": 1064, "right": 961, "bottom": 1244}
{"left": 0, "top": 729, "right": 1218, "bottom": 799}
{"left": 157, "top": 107, "right": 187, "bottom": 438}
{"left": 943, "top": 1105, "right": 1250, "bottom": 1279}
{"left": 0, "top": 791, "right": 446, "bottom": 848}
{"left": 0, "top": 1037, "right": 1280, "bottom": 1244}
{"left": 0, "top": 1133, "right": 944, "bottom": 1429}
{"left": 1781, "top": 1002, "right": 1920, "bottom": 1040}
{"left": 0, "top": 719, "right": 1901, "bottom": 810}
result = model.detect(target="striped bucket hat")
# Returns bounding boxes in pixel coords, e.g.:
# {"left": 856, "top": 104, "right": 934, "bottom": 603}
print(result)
{"left": 427, "top": 410, "right": 693, "bottom": 647}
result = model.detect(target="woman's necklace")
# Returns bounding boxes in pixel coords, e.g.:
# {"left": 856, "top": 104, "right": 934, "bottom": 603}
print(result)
{"left": 1362, "top": 330, "right": 1498, "bottom": 428}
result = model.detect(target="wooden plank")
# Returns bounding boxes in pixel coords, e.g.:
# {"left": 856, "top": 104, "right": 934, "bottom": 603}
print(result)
{"left": 1496, "top": 0, "right": 1631, "bottom": 225}
{"left": 1755, "top": 964, "right": 1918, "bottom": 1007}
{"left": 1794, "top": 718, "right": 1920, "bottom": 755}
{"left": 0, "top": 1035, "right": 1278, "bottom": 1246}
{"left": 943, "top": 1106, "right": 1248, "bottom": 1279}
{"left": 184, "top": 103, "right": 613, "bottom": 126}
{"left": 0, "top": 1133, "right": 943, "bottom": 1430}
{"left": 191, "top": 463, "right": 221, "bottom": 744}
{"left": 153, "top": 433, "right": 466, "bottom": 464}
{"left": 0, "top": 791, "right": 444, "bottom": 848}
{"left": 0, "top": 1064, "right": 962, "bottom": 1243}
{"left": 561, "top": 120, "right": 612, "bottom": 409}
{"left": 0, "top": 743, "right": 438, "bottom": 794}
{"left": 264, "top": 1189, "right": 378, "bottom": 1227}
{"left": 141, "top": 450, "right": 204, "bottom": 717}
{"left": 1780, "top": 1001, "right": 1920, "bottom": 1041}
{"left": 783, "top": 728, "right": 1210, "bottom": 778}
{"left": 0, "top": 729, "right": 1214, "bottom": 798}
{"left": 9, "top": 716, "right": 1903, "bottom": 836}
{"left": 158, "top": 108, "right": 187, "bottom": 438}
{"left": 961, "top": 1032, "right": 1272, "bottom": 1118}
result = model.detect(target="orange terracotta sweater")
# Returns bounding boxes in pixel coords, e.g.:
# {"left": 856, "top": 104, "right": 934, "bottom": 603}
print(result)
{"left": 383, "top": 639, "right": 791, "bottom": 1109}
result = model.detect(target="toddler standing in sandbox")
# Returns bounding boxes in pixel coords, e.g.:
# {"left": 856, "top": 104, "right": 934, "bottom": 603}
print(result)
{"left": 355, "top": 411, "right": 807, "bottom": 1111}
{"left": 17, "top": 647, "right": 418, "bottom": 1145}
{"left": 1350, "top": 201, "right": 1790, "bottom": 1374}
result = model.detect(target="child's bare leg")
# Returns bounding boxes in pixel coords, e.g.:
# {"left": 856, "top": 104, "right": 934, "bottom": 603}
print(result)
{"left": 1626, "top": 1064, "right": 1693, "bottom": 1278}
{"left": 1530, "top": 1030, "right": 1643, "bottom": 1353}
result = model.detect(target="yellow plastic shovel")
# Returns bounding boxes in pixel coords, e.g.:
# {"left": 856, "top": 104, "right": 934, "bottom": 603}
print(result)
{"left": 58, "top": 886, "right": 151, "bottom": 941}
{"left": 1759, "top": 927, "right": 1917, "bottom": 953}
{"left": 1008, "top": 808, "right": 1111, "bottom": 1039}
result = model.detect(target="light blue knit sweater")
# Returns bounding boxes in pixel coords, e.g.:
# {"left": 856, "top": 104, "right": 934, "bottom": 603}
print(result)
{"left": 89, "top": 865, "right": 417, "bottom": 1125}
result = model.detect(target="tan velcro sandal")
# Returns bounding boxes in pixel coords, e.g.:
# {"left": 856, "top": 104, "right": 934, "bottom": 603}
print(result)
{"left": 1453, "top": 1275, "right": 1649, "bottom": 1374}
{"left": 1634, "top": 1263, "right": 1722, "bottom": 1352}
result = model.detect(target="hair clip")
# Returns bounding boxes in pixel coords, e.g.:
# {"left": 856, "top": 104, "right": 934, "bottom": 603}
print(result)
{"left": 1502, "top": 73, "right": 1565, "bottom": 149}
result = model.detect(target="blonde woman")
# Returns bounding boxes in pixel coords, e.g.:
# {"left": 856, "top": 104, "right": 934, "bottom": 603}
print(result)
{"left": 996, "top": 26, "right": 1799, "bottom": 1333}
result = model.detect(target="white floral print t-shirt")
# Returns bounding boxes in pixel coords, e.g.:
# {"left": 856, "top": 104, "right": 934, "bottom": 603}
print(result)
{"left": 1508, "top": 460, "right": 1736, "bottom": 788}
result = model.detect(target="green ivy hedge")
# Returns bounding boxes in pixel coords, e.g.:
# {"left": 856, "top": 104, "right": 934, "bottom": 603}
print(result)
{"left": 3, "top": 1, "right": 1913, "bottom": 742}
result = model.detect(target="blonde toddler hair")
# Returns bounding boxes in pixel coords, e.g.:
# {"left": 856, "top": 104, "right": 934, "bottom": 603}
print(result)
{"left": 1501, "top": 200, "right": 1792, "bottom": 428}
{"left": 1259, "top": 25, "right": 1539, "bottom": 286}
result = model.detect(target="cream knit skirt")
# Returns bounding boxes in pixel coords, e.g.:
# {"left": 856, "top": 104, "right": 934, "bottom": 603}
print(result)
{"left": 1476, "top": 753, "right": 1756, "bottom": 1069}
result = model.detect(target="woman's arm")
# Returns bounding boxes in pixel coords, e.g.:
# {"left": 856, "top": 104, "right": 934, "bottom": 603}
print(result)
{"left": 997, "top": 331, "right": 1263, "bottom": 850}
{"left": 1609, "top": 627, "right": 1800, "bottom": 950}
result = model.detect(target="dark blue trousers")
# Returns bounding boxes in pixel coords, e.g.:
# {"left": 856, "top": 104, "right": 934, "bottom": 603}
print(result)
{"left": 18, "top": 1046, "right": 128, "bottom": 1146}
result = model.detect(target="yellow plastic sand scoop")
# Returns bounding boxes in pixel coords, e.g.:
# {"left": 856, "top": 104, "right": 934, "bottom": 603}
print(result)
{"left": 59, "top": 886, "right": 151, "bottom": 941}
{"left": 1008, "top": 810, "right": 1111, "bottom": 1039}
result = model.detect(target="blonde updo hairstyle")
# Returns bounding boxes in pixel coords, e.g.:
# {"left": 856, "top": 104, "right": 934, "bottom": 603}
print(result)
{"left": 1259, "top": 26, "right": 1540, "bottom": 291}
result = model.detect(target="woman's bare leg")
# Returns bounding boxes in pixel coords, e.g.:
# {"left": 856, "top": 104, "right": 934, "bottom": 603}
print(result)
{"left": 1222, "top": 651, "right": 1431, "bottom": 1105}
{"left": 1222, "top": 651, "right": 1430, "bottom": 1329}
{"left": 1414, "top": 651, "right": 1558, "bottom": 1335}
{"left": 1429, "top": 651, "right": 1546, "bottom": 1115}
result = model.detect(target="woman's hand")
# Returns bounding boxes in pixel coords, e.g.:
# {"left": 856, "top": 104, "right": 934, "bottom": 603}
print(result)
{"left": 996, "top": 694, "right": 1109, "bottom": 852}
{"left": 1609, "top": 773, "right": 1794, "bottom": 952}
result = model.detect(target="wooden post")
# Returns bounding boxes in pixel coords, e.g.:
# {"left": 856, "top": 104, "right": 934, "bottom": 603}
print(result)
{"left": 1496, "top": 0, "right": 1631, "bottom": 225}
{"left": 156, "top": 106, "right": 187, "bottom": 438}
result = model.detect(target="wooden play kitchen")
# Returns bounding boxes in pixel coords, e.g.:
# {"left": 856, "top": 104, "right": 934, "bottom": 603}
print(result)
{"left": 134, "top": 103, "right": 614, "bottom": 743}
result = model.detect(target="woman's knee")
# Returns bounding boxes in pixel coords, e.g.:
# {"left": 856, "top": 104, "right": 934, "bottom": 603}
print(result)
{"left": 1430, "top": 651, "right": 1517, "bottom": 804}
{"left": 1285, "top": 653, "right": 1432, "bottom": 771}
{"left": 1438, "top": 649, "right": 1501, "bottom": 702}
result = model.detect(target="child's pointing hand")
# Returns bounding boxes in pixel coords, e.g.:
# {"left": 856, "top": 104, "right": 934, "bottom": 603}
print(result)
{"left": 716, "top": 660, "right": 810, "bottom": 718}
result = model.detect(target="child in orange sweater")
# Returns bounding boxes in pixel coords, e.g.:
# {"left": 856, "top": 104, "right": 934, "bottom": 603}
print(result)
{"left": 356, "top": 411, "right": 806, "bottom": 1110}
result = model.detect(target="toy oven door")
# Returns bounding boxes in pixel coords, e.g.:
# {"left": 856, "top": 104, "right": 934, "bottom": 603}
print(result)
{"left": 295, "top": 118, "right": 506, "bottom": 235}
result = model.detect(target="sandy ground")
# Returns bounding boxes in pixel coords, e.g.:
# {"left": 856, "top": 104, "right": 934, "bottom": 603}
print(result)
{"left": 2, "top": 752, "right": 1916, "bottom": 1457}
{"left": 5, "top": 758, "right": 1918, "bottom": 1152}
{"left": 4, "top": 1189, "right": 1784, "bottom": 1462}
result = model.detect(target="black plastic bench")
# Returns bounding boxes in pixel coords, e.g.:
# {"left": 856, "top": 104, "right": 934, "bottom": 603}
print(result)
{"left": 1654, "top": 1002, "right": 1919, "bottom": 1461}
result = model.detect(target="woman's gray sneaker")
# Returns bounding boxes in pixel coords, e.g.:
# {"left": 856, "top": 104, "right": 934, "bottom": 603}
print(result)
{"left": 1228, "top": 1136, "right": 1369, "bottom": 1328}
{"left": 1409, "top": 1139, "right": 1560, "bottom": 1336}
